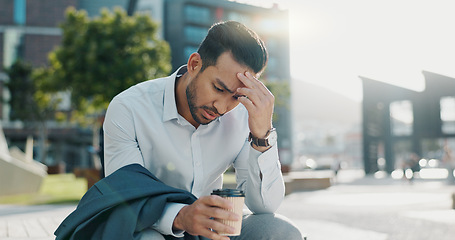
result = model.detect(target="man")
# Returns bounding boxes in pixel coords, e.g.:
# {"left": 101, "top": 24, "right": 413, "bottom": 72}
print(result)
{"left": 104, "top": 21, "right": 302, "bottom": 240}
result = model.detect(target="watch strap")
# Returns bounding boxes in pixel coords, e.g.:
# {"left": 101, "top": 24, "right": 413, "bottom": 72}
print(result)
{"left": 249, "top": 132, "right": 268, "bottom": 147}
{"left": 248, "top": 128, "right": 276, "bottom": 147}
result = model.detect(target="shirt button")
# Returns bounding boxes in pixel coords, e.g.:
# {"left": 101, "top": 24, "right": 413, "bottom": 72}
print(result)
{"left": 196, "top": 161, "right": 201, "bottom": 167}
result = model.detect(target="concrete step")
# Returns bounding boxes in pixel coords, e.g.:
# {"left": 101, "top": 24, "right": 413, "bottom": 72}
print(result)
{"left": 223, "top": 170, "right": 333, "bottom": 195}
{"left": 284, "top": 170, "right": 333, "bottom": 194}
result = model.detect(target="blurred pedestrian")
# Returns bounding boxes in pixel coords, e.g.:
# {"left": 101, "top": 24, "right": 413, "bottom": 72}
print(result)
{"left": 404, "top": 153, "right": 420, "bottom": 182}
{"left": 442, "top": 140, "right": 455, "bottom": 184}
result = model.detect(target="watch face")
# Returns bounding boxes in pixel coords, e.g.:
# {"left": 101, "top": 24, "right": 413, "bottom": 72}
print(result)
{"left": 268, "top": 129, "right": 278, "bottom": 146}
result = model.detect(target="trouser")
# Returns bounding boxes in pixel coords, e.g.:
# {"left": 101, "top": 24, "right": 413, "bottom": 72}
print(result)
{"left": 140, "top": 213, "right": 304, "bottom": 240}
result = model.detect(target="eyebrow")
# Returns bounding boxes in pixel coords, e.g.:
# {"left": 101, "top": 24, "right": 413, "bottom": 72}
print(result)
{"left": 215, "top": 78, "right": 235, "bottom": 94}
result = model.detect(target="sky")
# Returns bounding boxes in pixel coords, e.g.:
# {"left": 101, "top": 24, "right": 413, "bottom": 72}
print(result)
{"left": 236, "top": 0, "right": 455, "bottom": 101}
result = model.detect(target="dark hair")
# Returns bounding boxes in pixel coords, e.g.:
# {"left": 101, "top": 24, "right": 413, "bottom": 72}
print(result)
{"left": 197, "top": 21, "right": 268, "bottom": 74}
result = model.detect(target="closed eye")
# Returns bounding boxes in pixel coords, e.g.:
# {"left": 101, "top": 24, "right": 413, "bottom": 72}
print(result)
{"left": 214, "top": 85, "right": 224, "bottom": 92}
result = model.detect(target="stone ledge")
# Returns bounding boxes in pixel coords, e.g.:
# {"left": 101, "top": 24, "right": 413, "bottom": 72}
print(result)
{"left": 284, "top": 170, "right": 333, "bottom": 194}
{"left": 223, "top": 170, "right": 333, "bottom": 195}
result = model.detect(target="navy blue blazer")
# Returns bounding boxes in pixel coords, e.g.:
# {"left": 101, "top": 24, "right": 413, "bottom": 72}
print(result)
{"left": 54, "top": 164, "right": 200, "bottom": 240}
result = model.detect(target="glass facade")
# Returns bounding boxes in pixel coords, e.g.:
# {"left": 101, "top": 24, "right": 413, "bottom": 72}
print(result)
{"left": 79, "top": 0, "right": 128, "bottom": 17}
{"left": 14, "top": 0, "right": 26, "bottom": 25}
{"left": 184, "top": 26, "right": 207, "bottom": 44}
{"left": 184, "top": 5, "right": 211, "bottom": 24}
{"left": 184, "top": 46, "right": 199, "bottom": 61}
{"left": 226, "top": 11, "right": 250, "bottom": 24}
{"left": 440, "top": 96, "right": 455, "bottom": 134}
{"left": 3, "top": 29, "right": 23, "bottom": 67}
{"left": 390, "top": 100, "right": 413, "bottom": 136}
{"left": 182, "top": 5, "right": 211, "bottom": 62}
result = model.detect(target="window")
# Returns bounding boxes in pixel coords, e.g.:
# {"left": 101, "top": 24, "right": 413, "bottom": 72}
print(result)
{"left": 266, "top": 57, "right": 278, "bottom": 78}
{"left": 440, "top": 96, "right": 455, "bottom": 134}
{"left": 390, "top": 100, "right": 413, "bottom": 136}
{"left": 226, "top": 11, "right": 250, "bottom": 24}
{"left": 4, "top": 29, "right": 24, "bottom": 67}
{"left": 184, "top": 46, "right": 199, "bottom": 61}
{"left": 184, "top": 26, "right": 207, "bottom": 44}
{"left": 14, "top": 0, "right": 26, "bottom": 25}
{"left": 184, "top": 5, "right": 211, "bottom": 24}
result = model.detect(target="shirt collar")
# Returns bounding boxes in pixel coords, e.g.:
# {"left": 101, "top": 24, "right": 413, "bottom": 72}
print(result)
{"left": 162, "top": 66, "right": 187, "bottom": 122}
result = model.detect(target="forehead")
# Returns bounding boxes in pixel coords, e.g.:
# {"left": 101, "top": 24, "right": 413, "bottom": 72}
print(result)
{"left": 210, "top": 52, "right": 250, "bottom": 88}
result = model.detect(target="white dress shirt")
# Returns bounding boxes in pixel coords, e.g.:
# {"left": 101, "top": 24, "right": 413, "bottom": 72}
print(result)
{"left": 103, "top": 66, "right": 285, "bottom": 236}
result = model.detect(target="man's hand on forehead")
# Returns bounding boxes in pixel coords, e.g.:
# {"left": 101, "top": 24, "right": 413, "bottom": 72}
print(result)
{"left": 235, "top": 71, "right": 274, "bottom": 141}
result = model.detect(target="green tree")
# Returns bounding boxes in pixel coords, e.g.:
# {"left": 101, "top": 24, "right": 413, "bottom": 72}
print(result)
{"left": 42, "top": 7, "right": 171, "bottom": 122}
{"left": 5, "top": 61, "right": 37, "bottom": 125}
{"left": 5, "top": 61, "right": 60, "bottom": 164}
{"left": 5, "top": 61, "right": 59, "bottom": 125}
{"left": 23, "top": 7, "right": 171, "bottom": 165}
{"left": 265, "top": 81, "right": 290, "bottom": 122}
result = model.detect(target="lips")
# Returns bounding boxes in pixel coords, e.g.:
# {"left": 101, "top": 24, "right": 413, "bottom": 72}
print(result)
{"left": 202, "top": 108, "right": 218, "bottom": 120}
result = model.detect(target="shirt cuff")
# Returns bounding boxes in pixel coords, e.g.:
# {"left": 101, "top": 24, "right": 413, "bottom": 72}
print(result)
{"left": 251, "top": 143, "right": 280, "bottom": 171}
{"left": 152, "top": 203, "right": 187, "bottom": 237}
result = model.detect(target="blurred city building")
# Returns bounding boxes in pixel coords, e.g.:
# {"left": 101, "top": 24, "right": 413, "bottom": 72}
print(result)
{"left": 0, "top": 0, "right": 293, "bottom": 171}
{"left": 78, "top": 0, "right": 135, "bottom": 17}
{"left": 291, "top": 79, "right": 362, "bottom": 172}
{"left": 0, "top": 0, "right": 72, "bottom": 121}
{"left": 361, "top": 71, "right": 455, "bottom": 175}
{"left": 0, "top": 0, "right": 96, "bottom": 173}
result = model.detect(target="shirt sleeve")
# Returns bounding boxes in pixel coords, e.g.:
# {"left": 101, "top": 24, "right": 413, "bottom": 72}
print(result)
{"left": 104, "top": 97, "right": 144, "bottom": 175}
{"left": 151, "top": 203, "right": 187, "bottom": 237}
{"left": 104, "top": 97, "right": 187, "bottom": 235}
{"left": 234, "top": 141, "right": 285, "bottom": 214}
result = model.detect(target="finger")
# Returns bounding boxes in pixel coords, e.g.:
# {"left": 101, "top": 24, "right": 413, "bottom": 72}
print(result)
{"left": 237, "top": 87, "right": 274, "bottom": 114}
{"left": 237, "top": 72, "right": 258, "bottom": 90}
{"left": 236, "top": 87, "right": 263, "bottom": 106}
{"left": 204, "top": 230, "right": 231, "bottom": 240}
{"left": 209, "top": 207, "right": 241, "bottom": 222}
{"left": 207, "top": 218, "right": 237, "bottom": 236}
{"left": 201, "top": 195, "right": 233, "bottom": 210}
{"left": 198, "top": 226, "right": 230, "bottom": 240}
{"left": 200, "top": 196, "right": 240, "bottom": 221}
{"left": 194, "top": 217, "right": 235, "bottom": 240}
{"left": 193, "top": 197, "right": 239, "bottom": 223}
{"left": 239, "top": 72, "right": 271, "bottom": 96}
{"left": 181, "top": 210, "right": 233, "bottom": 239}
{"left": 237, "top": 95, "right": 254, "bottom": 110}
{"left": 247, "top": 75, "right": 274, "bottom": 97}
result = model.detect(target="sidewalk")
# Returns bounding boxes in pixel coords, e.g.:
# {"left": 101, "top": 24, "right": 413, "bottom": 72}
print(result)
{"left": 277, "top": 171, "right": 455, "bottom": 240}
{"left": 0, "top": 204, "right": 75, "bottom": 240}
{"left": 1, "top": 170, "right": 454, "bottom": 240}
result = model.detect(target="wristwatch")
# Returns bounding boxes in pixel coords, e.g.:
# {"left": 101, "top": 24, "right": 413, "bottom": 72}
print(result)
{"left": 249, "top": 128, "right": 277, "bottom": 147}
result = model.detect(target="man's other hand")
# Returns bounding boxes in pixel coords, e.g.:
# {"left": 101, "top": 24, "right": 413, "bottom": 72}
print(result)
{"left": 173, "top": 195, "right": 241, "bottom": 240}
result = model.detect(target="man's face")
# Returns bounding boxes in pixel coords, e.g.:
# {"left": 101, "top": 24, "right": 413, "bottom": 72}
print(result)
{"left": 186, "top": 52, "right": 249, "bottom": 125}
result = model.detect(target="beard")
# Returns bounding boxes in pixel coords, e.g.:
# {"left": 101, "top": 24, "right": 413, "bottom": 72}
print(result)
{"left": 186, "top": 75, "right": 222, "bottom": 125}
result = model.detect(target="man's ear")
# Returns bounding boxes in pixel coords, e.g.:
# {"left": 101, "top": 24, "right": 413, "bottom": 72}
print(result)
{"left": 187, "top": 53, "right": 202, "bottom": 76}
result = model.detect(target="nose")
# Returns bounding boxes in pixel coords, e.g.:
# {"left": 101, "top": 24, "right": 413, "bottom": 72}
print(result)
{"left": 213, "top": 95, "right": 238, "bottom": 115}
{"left": 213, "top": 99, "right": 228, "bottom": 116}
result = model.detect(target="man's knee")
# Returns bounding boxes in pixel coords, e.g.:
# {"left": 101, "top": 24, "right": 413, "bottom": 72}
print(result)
{"left": 138, "top": 228, "right": 166, "bottom": 240}
{"left": 240, "top": 213, "right": 303, "bottom": 240}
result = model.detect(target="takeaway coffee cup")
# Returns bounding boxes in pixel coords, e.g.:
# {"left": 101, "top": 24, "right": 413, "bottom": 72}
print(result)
{"left": 211, "top": 189, "right": 245, "bottom": 236}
